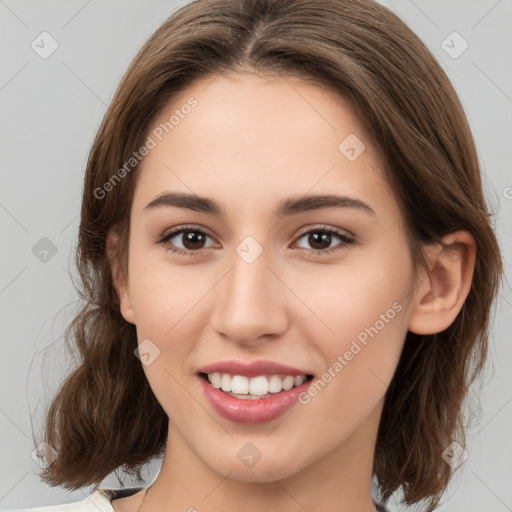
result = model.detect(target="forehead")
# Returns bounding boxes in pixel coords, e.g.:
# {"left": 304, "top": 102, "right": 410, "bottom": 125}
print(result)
{"left": 133, "top": 73, "right": 397, "bottom": 222}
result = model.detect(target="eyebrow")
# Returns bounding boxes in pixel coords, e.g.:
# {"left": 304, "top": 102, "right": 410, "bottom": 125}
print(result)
{"left": 144, "top": 192, "right": 376, "bottom": 218}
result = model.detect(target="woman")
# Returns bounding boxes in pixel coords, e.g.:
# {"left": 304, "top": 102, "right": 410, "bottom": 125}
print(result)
{"left": 10, "top": 0, "right": 504, "bottom": 511}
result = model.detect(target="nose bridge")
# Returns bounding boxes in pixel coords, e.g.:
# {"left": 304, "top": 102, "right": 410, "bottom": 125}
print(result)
{"left": 210, "top": 238, "right": 287, "bottom": 343}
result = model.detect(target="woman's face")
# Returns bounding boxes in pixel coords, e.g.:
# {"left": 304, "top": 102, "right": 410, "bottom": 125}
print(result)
{"left": 117, "top": 73, "right": 418, "bottom": 482}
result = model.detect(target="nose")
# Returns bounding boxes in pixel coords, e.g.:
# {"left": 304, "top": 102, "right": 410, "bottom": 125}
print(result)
{"left": 209, "top": 245, "right": 289, "bottom": 348}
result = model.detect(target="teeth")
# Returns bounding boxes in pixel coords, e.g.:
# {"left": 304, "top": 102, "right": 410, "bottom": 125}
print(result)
{"left": 206, "top": 372, "right": 308, "bottom": 396}
{"left": 282, "top": 375, "right": 295, "bottom": 390}
{"left": 268, "top": 375, "right": 282, "bottom": 393}
{"left": 220, "top": 373, "right": 232, "bottom": 392}
{"left": 249, "top": 375, "right": 268, "bottom": 396}
{"left": 210, "top": 372, "right": 221, "bottom": 388}
{"left": 231, "top": 375, "right": 249, "bottom": 394}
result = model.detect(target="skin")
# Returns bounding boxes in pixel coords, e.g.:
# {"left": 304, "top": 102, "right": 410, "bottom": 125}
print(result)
{"left": 109, "top": 72, "right": 476, "bottom": 512}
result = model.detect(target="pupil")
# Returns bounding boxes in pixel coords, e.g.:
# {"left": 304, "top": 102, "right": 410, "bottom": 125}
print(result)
{"left": 184, "top": 230, "right": 205, "bottom": 250}
{"left": 310, "top": 232, "right": 330, "bottom": 250}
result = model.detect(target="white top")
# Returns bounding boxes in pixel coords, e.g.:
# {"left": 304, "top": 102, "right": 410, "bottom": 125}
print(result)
{"left": 2, "top": 487, "right": 145, "bottom": 512}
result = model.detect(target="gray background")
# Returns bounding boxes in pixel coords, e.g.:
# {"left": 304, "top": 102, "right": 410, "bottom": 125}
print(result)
{"left": 1, "top": 1, "right": 511, "bottom": 510}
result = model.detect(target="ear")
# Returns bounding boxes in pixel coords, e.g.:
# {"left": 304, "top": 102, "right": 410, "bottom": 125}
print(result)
{"left": 106, "top": 229, "right": 136, "bottom": 325}
{"left": 408, "top": 230, "right": 476, "bottom": 335}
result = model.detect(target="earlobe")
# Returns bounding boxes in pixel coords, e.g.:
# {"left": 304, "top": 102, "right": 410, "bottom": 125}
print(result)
{"left": 116, "top": 279, "right": 136, "bottom": 325}
{"left": 118, "top": 289, "right": 136, "bottom": 325}
{"left": 106, "top": 230, "right": 136, "bottom": 325}
{"left": 408, "top": 231, "right": 476, "bottom": 335}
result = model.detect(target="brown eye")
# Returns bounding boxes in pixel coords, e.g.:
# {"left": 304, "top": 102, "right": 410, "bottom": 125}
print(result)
{"left": 179, "top": 230, "right": 207, "bottom": 250}
{"left": 159, "top": 227, "right": 215, "bottom": 255}
{"left": 306, "top": 231, "right": 333, "bottom": 250}
{"left": 295, "top": 227, "right": 354, "bottom": 255}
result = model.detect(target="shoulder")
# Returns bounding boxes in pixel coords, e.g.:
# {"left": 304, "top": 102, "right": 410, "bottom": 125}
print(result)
{"left": 1, "top": 488, "right": 145, "bottom": 512}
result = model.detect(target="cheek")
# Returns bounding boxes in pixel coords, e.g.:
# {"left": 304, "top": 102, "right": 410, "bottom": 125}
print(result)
{"left": 296, "top": 251, "right": 411, "bottom": 393}
{"left": 299, "top": 281, "right": 407, "bottom": 440}
{"left": 128, "top": 246, "right": 196, "bottom": 327}
{"left": 302, "top": 259, "right": 409, "bottom": 340}
{"left": 129, "top": 260, "right": 200, "bottom": 419}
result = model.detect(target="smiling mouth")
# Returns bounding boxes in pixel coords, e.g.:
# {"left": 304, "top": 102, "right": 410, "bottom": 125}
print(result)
{"left": 199, "top": 372, "right": 314, "bottom": 400}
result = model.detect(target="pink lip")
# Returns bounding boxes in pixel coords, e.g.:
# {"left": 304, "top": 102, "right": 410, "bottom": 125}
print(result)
{"left": 199, "top": 375, "right": 313, "bottom": 424}
{"left": 198, "top": 359, "right": 313, "bottom": 378}
{"left": 197, "top": 359, "right": 315, "bottom": 424}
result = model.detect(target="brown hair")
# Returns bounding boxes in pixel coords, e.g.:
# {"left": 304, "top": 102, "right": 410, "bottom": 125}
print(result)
{"left": 36, "top": 0, "right": 504, "bottom": 509}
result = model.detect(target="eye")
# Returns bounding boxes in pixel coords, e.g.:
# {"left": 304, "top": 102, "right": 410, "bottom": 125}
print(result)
{"left": 158, "top": 226, "right": 216, "bottom": 255}
{"left": 294, "top": 226, "right": 354, "bottom": 255}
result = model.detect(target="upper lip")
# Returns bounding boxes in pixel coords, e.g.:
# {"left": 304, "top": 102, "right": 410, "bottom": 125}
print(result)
{"left": 198, "top": 359, "right": 314, "bottom": 378}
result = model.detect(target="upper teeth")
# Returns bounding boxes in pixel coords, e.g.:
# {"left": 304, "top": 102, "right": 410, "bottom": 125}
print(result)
{"left": 207, "top": 373, "right": 306, "bottom": 395}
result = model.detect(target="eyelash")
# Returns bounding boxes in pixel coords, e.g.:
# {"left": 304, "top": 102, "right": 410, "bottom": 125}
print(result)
{"left": 157, "top": 224, "right": 354, "bottom": 257}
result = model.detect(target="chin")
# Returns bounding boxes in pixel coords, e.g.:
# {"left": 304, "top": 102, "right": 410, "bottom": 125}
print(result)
{"left": 198, "top": 440, "right": 313, "bottom": 483}
{"left": 213, "top": 457, "right": 305, "bottom": 483}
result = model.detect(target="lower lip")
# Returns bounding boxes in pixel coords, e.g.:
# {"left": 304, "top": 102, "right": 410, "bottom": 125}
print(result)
{"left": 199, "top": 375, "right": 313, "bottom": 424}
